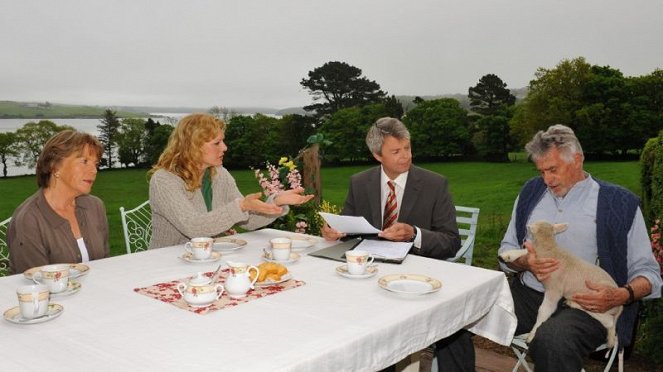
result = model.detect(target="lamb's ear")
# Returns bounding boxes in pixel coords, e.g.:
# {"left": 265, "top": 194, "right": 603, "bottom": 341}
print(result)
{"left": 553, "top": 223, "right": 568, "bottom": 234}
{"left": 526, "top": 223, "right": 534, "bottom": 234}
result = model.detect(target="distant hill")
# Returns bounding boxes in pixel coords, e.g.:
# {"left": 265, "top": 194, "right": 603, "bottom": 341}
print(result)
{"left": 0, "top": 101, "right": 149, "bottom": 119}
{"left": 1, "top": 90, "right": 528, "bottom": 120}
{"left": 397, "top": 87, "right": 527, "bottom": 113}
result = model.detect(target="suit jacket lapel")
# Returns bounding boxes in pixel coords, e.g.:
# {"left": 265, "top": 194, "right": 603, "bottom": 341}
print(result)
{"left": 366, "top": 167, "right": 382, "bottom": 227}
{"left": 399, "top": 166, "right": 421, "bottom": 222}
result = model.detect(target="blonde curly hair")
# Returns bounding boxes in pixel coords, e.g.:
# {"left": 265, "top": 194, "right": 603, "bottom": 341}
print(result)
{"left": 151, "top": 113, "right": 226, "bottom": 191}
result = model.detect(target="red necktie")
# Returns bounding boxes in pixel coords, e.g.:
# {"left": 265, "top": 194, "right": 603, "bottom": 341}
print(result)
{"left": 383, "top": 180, "right": 398, "bottom": 229}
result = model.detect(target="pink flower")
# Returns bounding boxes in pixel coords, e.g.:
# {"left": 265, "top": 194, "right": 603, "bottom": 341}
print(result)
{"left": 295, "top": 221, "right": 308, "bottom": 234}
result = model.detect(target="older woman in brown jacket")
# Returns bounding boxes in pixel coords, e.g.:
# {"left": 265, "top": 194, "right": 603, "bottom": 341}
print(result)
{"left": 8, "top": 130, "right": 109, "bottom": 274}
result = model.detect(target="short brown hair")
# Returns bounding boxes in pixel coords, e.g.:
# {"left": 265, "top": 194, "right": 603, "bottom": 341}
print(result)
{"left": 36, "top": 130, "right": 103, "bottom": 188}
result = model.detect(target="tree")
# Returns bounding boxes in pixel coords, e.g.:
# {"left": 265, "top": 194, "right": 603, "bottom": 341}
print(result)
{"left": 0, "top": 131, "right": 19, "bottom": 177}
{"left": 208, "top": 106, "right": 236, "bottom": 121}
{"left": 116, "top": 118, "right": 147, "bottom": 167}
{"left": 468, "top": 74, "right": 516, "bottom": 116}
{"left": 404, "top": 98, "right": 472, "bottom": 159}
{"left": 15, "top": 120, "right": 73, "bottom": 168}
{"left": 97, "top": 109, "right": 121, "bottom": 168}
{"left": 510, "top": 57, "right": 593, "bottom": 146}
{"left": 223, "top": 114, "right": 277, "bottom": 169}
{"left": 319, "top": 103, "right": 391, "bottom": 163}
{"left": 383, "top": 95, "right": 404, "bottom": 119}
{"left": 300, "top": 61, "right": 386, "bottom": 118}
{"left": 145, "top": 124, "right": 174, "bottom": 166}
{"left": 473, "top": 110, "right": 514, "bottom": 162}
{"left": 276, "top": 114, "right": 317, "bottom": 158}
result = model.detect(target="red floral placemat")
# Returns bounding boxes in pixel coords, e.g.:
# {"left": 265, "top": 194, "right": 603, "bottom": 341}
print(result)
{"left": 134, "top": 269, "right": 305, "bottom": 315}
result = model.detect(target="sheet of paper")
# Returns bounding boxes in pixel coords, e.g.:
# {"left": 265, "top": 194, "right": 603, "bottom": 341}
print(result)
{"left": 318, "top": 212, "right": 381, "bottom": 234}
{"left": 353, "top": 239, "right": 412, "bottom": 260}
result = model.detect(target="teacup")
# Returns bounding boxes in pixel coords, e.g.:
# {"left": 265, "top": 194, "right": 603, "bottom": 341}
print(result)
{"left": 184, "top": 237, "right": 214, "bottom": 260}
{"left": 32, "top": 264, "right": 70, "bottom": 293}
{"left": 17, "top": 284, "right": 50, "bottom": 319}
{"left": 269, "top": 238, "right": 292, "bottom": 261}
{"left": 345, "top": 250, "right": 375, "bottom": 275}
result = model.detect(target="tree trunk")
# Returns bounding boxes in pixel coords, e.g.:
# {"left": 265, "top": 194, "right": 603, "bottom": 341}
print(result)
{"left": 299, "top": 144, "right": 322, "bottom": 203}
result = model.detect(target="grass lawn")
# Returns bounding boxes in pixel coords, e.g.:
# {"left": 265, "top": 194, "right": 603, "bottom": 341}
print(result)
{"left": 0, "top": 160, "right": 642, "bottom": 268}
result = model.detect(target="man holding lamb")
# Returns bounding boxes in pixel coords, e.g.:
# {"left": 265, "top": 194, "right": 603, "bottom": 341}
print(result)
{"left": 496, "top": 124, "right": 661, "bottom": 371}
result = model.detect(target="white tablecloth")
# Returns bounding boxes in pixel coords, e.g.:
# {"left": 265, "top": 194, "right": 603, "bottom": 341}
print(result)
{"left": 0, "top": 229, "right": 516, "bottom": 371}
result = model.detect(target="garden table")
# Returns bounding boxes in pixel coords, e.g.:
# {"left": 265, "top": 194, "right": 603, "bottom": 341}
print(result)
{"left": 0, "top": 228, "right": 516, "bottom": 371}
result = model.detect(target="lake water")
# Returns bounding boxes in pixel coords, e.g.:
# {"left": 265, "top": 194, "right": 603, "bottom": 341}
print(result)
{"left": 0, "top": 114, "right": 187, "bottom": 177}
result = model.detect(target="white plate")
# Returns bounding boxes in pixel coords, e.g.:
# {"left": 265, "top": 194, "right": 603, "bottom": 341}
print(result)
{"left": 24, "top": 263, "right": 90, "bottom": 280}
{"left": 50, "top": 280, "right": 82, "bottom": 297}
{"left": 213, "top": 237, "right": 247, "bottom": 252}
{"left": 179, "top": 251, "right": 222, "bottom": 264}
{"left": 262, "top": 252, "right": 301, "bottom": 264}
{"left": 254, "top": 273, "right": 293, "bottom": 287}
{"left": 4, "top": 303, "right": 64, "bottom": 325}
{"left": 378, "top": 274, "right": 442, "bottom": 295}
{"left": 287, "top": 236, "right": 318, "bottom": 251}
{"left": 336, "top": 264, "right": 378, "bottom": 279}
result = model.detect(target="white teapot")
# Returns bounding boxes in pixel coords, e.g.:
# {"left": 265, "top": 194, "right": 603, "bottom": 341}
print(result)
{"left": 177, "top": 272, "right": 224, "bottom": 307}
{"left": 225, "top": 261, "right": 259, "bottom": 299}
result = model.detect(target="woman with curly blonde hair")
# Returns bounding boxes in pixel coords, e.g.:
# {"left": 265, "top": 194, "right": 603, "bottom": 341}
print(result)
{"left": 149, "top": 113, "right": 313, "bottom": 249}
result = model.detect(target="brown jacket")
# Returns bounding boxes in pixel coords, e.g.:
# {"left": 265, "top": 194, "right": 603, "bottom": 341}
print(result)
{"left": 8, "top": 189, "right": 109, "bottom": 274}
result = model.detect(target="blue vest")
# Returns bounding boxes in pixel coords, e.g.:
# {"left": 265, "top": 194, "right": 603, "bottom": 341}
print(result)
{"left": 514, "top": 176, "right": 640, "bottom": 347}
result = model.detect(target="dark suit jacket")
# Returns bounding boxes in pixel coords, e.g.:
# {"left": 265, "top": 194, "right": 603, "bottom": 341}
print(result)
{"left": 342, "top": 165, "right": 461, "bottom": 260}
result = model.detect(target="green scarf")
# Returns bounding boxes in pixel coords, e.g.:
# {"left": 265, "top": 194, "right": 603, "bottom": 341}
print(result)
{"left": 201, "top": 168, "right": 213, "bottom": 212}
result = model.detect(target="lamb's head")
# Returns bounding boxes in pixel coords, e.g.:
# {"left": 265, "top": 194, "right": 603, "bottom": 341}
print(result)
{"left": 527, "top": 220, "right": 568, "bottom": 250}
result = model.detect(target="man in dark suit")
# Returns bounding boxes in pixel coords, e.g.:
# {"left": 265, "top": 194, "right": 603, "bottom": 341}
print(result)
{"left": 322, "top": 117, "right": 473, "bottom": 372}
{"left": 322, "top": 117, "right": 461, "bottom": 259}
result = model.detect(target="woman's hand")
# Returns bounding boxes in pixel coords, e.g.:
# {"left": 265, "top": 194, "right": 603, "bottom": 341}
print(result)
{"left": 274, "top": 187, "right": 315, "bottom": 206}
{"left": 240, "top": 192, "right": 283, "bottom": 215}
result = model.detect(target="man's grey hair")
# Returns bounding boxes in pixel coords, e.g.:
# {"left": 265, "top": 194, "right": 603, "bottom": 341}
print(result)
{"left": 365, "top": 117, "right": 410, "bottom": 155}
{"left": 525, "top": 124, "right": 584, "bottom": 163}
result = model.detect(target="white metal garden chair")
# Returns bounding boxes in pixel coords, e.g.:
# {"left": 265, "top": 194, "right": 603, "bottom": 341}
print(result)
{"left": 510, "top": 332, "right": 623, "bottom": 372}
{"left": 0, "top": 217, "right": 11, "bottom": 277}
{"left": 120, "top": 201, "right": 152, "bottom": 254}
{"left": 446, "top": 205, "right": 480, "bottom": 266}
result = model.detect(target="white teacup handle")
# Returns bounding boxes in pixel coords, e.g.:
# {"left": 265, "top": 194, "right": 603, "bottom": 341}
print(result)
{"left": 184, "top": 242, "right": 193, "bottom": 255}
{"left": 32, "top": 272, "right": 43, "bottom": 285}
{"left": 248, "top": 266, "right": 259, "bottom": 288}
{"left": 176, "top": 282, "right": 187, "bottom": 297}
{"left": 366, "top": 255, "right": 375, "bottom": 266}
{"left": 215, "top": 284, "right": 224, "bottom": 300}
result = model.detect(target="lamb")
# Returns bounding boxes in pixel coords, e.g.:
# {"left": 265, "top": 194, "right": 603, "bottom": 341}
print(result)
{"left": 499, "top": 220, "right": 622, "bottom": 347}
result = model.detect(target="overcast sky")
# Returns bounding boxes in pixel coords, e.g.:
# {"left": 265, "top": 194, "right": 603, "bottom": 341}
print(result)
{"left": 1, "top": 0, "right": 661, "bottom": 110}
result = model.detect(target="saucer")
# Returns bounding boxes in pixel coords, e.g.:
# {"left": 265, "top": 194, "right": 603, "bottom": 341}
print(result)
{"left": 50, "top": 280, "right": 82, "bottom": 297}
{"left": 3, "top": 303, "right": 64, "bottom": 325}
{"left": 255, "top": 273, "right": 293, "bottom": 287}
{"left": 24, "top": 263, "right": 90, "bottom": 280}
{"left": 213, "top": 237, "right": 247, "bottom": 252}
{"left": 179, "top": 251, "right": 222, "bottom": 264}
{"left": 287, "top": 235, "right": 318, "bottom": 252}
{"left": 336, "top": 264, "right": 378, "bottom": 279}
{"left": 262, "top": 252, "right": 300, "bottom": 264}
{"left": 378, "top": 274, "right": 442, "bottom": 295}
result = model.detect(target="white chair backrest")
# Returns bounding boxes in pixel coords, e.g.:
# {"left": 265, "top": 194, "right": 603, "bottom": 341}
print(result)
{"left": 0, "top": 217, "right": 11, "bottom": 277}
{"left": 446, "top": 206, "right": 479, "bottom": 265}
{"left": 120, "top": 201, "right": 152, "bottom": 254}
